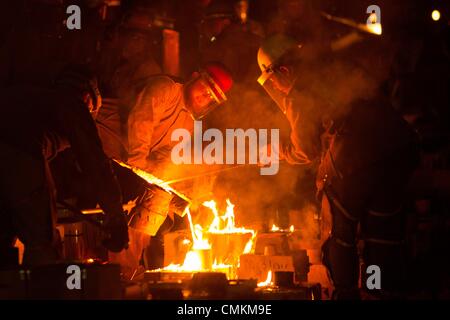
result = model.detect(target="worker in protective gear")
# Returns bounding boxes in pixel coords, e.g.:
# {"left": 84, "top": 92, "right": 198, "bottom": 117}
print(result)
{"left": 257, "top": 34, "right": 419, "bottom": 299}
{"left": 128, "top": 61, "right": 233, "bottom": 238}
{"left": 127, "top": 62, "right": 233, "bottom": 173}
{"left": 0, "top": 65, "right": 129, "bottom": 267}
{"left": 104, "top": 62, "right": 233, "bottom": 275}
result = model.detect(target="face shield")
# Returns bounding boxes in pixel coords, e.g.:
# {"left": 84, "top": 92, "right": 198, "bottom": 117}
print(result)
{"left": 257, "top": 35, "right": 302, "bottom": 114}
{"left": 257, "top": 65, "right": 292, "bottom": 114}
{"left": 187, "top": 70, "right": 228, "bottom": 120}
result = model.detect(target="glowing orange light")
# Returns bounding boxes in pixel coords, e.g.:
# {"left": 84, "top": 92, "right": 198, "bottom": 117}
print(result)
{"left": 151, "top": 199, "right": 255, "bottom": 277}
{"left": 366, "top": 22, "right": 382, "bottom": 35}
{"left": 271, "top": 224, "right": 280, "bottom": 232}
{"left": 257, "top": 270, "right": 273, "bottom": 287}
{"left": 432, "top": 10, "right": 441, "bottom": 21}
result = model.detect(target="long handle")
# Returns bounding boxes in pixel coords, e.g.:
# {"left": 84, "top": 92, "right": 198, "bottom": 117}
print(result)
{"left": 112, "top": 159, "right": 192, "bottom": 205}
{"left": 58, "top": 200, "right": 106, "bottom": 231}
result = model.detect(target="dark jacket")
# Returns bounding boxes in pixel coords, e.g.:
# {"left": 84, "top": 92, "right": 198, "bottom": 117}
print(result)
{"left": 279, "top": 61, "right": 419, "bottom": 178}
{"left": 0, "top": 86, "right": 123, "bottom": 216}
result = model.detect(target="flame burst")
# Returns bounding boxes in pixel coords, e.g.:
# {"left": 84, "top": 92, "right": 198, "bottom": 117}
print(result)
{"left": 152, "top": 199, "right": 256, "bottom": 277}
{"left": 204, "top": 199, "right": 255, "bottom": 236}
{"left": 203, "top": 199, "right": 256, "bottom": 257}
{"left": 257, "top": 270, "right": 273, "bottom": 287}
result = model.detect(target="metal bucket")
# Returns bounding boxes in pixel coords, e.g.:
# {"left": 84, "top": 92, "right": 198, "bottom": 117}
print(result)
{"left": 207, "top": 232, "right": 253, "bottom": 266}
{"left": 128, "top": 188, "right": 172, "bottom": 236}
{"left": 62, "top": 221, "right": 86, "bottom": 261}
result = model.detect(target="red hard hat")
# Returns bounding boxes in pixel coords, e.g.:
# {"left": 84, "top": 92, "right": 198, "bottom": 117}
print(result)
{"left": 202, "top": 62, "right": 233, "bottom": 102}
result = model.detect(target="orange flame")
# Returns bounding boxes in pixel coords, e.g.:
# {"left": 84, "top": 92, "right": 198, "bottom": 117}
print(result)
{"left": 257, "top": 270, "right": 273, "bottom": 287}
{"left": 152, "top": 199, "right": 255, "bottom": 277}
{"left": 204, "top": 199, "right": 255, "bottom": 236}
{"left": 203, "top": 200, "right": 221, "bottom": 232}
{"left": 271, "top": 224, "right": 280, "bottom": 232}
{"left": 182, "top": 251, "right": 204, "bottom": 271}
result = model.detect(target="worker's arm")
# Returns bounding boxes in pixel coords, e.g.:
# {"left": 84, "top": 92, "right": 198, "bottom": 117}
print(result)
{"left": 280, "top": 91, "right": 322, "bottom": 165}
{"left": 58, "top": 96, "right": 123, "bottom": 214}
{"left": 127, "top": 77, "right": 175, "bottom": 171}
{"left": 57, "top": 95, "right": 128, "bottom": 251}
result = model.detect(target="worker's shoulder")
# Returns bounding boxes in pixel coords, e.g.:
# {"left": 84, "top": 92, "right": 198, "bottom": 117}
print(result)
{"left": 140, "top": 75, "right": 183, "bottom": 93}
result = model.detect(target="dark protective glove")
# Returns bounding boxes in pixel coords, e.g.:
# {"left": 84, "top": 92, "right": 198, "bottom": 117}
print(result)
{"left": 102, "top": 212, "right": 129, "bottom": 252}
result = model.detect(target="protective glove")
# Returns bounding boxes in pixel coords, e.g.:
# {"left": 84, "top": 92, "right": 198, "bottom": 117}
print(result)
{"left": 102, "top": 212, "right": 129, "bottom": 252}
